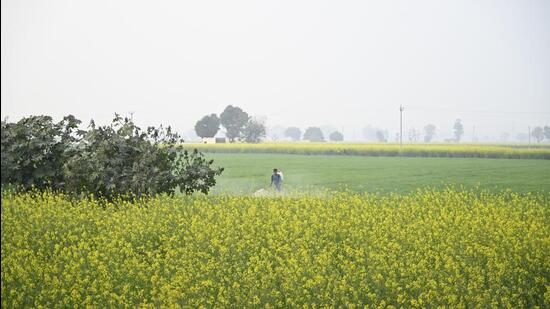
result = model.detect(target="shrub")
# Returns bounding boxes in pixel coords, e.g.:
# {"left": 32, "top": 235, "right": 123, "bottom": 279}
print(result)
{"left": 0, "top": 115, "right": 82, "bottom": 190}
{"left": 1, "top": 115, "right": 224, "bottom": 198}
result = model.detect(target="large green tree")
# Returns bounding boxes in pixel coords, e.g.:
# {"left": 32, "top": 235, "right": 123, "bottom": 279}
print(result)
{"left": 195, "top": 114, "right": 220, "bottom": 138}
{"left": 376, "top": 130, "right": 387, "bottom": 142}
{"left": 329, "top": 131, "right": 344, "bottom": 141}
{"left": 241, "top": 118, "right": 266, "bottom": 143}
{"left": 284, "top": 127, "right": 302, "bottom": 141}
{"left": 531, "top": 126, "right": 544, "bottom": 143}
{"left": 303, "top": 127, "right": 325, "bottom": 142}
{"left": 220, "top": 105, "right": 249, "bottom": 142}
{"left": 453, "top": 119, "right": 464, "bottom": 142}
{"left": 423, "top": 124, "right": 436, "bottom": 143}
{"left": 544, "top": 126, "right": 550, "bottom": 141}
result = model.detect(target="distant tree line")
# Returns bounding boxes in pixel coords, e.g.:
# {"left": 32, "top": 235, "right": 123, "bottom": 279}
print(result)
{"left": 195, "top": 109, "right": 550, "bottom": 144}
{"left": 281, "top": 127, "right": 344, "bottom": 142}
{"left": 1, "top": 115, "right": 223, "bottom": 199}
{"left": 531, "top": 126, "right": 550, "bottom": 143}
{"left": 195, "top": 106, "right": 350, "bottom": 143}
{"left": 195, "top": 105, "right": 266, "bottom": 143}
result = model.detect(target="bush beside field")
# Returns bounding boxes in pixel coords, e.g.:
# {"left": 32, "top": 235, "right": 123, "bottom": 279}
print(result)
{"left": 183, "top": 143, "right": 550, "bottom": 160}
{"left": 2, "top": 190, "right": 549, "bottom": 307}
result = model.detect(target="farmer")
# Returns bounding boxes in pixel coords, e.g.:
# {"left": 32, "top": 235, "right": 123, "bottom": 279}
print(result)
{"left": 271, "top": 168, "right": 283, "bottom": 192}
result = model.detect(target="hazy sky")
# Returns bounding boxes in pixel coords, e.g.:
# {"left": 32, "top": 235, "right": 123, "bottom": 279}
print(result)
{"left": 2, "top": 0, "right": 549, "bottom": 139}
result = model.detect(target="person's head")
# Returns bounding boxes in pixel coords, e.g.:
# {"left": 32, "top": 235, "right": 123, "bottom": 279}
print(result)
{"left": 273, "top": 168, "right": 278, "bottom": 173}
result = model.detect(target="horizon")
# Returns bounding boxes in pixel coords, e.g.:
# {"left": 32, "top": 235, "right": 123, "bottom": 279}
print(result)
{"left": 2, "top": 0, "right": 550, "bottom": 141}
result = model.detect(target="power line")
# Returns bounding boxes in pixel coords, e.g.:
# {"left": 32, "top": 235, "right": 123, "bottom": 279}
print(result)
{"left": 406, "top": 107, "right": 550, "bottom": 115}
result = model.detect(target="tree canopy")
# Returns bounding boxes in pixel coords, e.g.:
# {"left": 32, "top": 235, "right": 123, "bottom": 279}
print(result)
{"left": 1, "top": 115, "right": 82, "bottom": 190}
{"left": 195, "top": 114, "right": 220, "bottom": 138}
{"left": 220, "top": 105, "right": 249, "bottom": 142}
{"left": 544, "top": 126, "right": 550, "bottom": 141}
{"left": 1, "top": 114, "right": 224, "bottom": 199}
{"left": 303, "top": 127, "right": 325, "bottom": 142}
{"left": 424, "top": 124, "right": 436, "bottom": 143}
{"left": 284, "top": 127, "right": 302, "bottom": 141}
{"left": 376, "top": 130, "right": 387, "bottom": 143}
{"left": 453, "top": 119, "right": 464, "bottom": 142}
{"left": 532, "top": 127, "right": 544, "bottom": 143}
{"left": 241, "top": 118, "right": 266, "bottom": 143}
{"left": 329, "top": 131, "right": 344, "bottom": 141}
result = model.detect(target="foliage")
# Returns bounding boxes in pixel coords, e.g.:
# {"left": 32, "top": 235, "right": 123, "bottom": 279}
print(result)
{"left": 424, "top": 124, "right": 436, "bottom": 143}
{"left": 375, "top": 130, "right": 387, "bottom": 142}
{"left": 408, "top": 128, "right": 420, "bottom": 143}
{"left": 220, "top": 105, "right": 249, "bottom": 142}
{"left": 544, "top": 126, "right": 550, "bottom": 141}
{"left": 63, "top": 115, "right": 177, "bottom": 197}
{"left": 329, "top": 131, "right": 344, "bottom": 141}
{"left": 194, "top": 114, "right": 220, "bottom": 138}
{"left": 1, "top": 115, "right": 223, "bottom": 198}
{"left": 284, "top": 127, "right": 302, "bottom": 141}
{"left": 0, "top": 115, "right": 83, "bottom": 190}
{"left": 453, "top": 119, "right": 464, "bottom": 142}
{"left": 184, "top": 142, "right": 550, "bottom": 160}
{"left": 2, "top": 189, "right": 549, "bottom": 307}
{"left": 172, "top": 149, "right": 225, "bottom": 194}
{"left": 241, "top": 118, "right": 266, "bottom": 143}
{"left": 532, "top": 126, "right": 544, "bottom": 143}
{"left": 303, "top": 127, "right": 325, "bottom": 142}
{"left": 363, "top": 126, "right": 387, "bottom": 142}
{"left": 62, "top": 115, "right": 223, "bottom": 198}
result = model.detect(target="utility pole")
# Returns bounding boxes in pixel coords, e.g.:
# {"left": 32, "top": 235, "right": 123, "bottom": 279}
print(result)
{"left": 399, "top": 105, "right": 405, "bottom": 149}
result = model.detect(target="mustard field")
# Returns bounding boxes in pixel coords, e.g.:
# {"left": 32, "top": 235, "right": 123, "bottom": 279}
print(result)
{"left": 2, "top": 190, "right": 549, "bottom": 307}
{"left": 184, "top": 143, "right": 550, "bottom": 160}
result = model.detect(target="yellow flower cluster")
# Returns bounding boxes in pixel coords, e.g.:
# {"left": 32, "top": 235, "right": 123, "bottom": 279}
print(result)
{"left": 2, "top": 189, "right": 549, "bottom": 307}
{"left": 185, "top": 142, "right": 550, "bottom": 159}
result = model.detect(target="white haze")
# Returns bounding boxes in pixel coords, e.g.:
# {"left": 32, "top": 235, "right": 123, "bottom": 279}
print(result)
{"left": 2, "top": 0, "right": 549, "bottom": 141}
